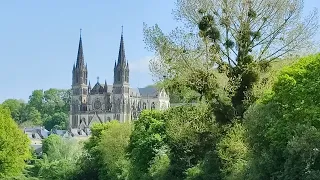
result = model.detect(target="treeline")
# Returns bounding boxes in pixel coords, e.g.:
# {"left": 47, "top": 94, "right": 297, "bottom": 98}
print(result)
{"left": 1, "top": 0, "right": 320, "bottom": 179}
{"left": 1, "top": 89, "right": 70, "bottom": 130}
{"left": 2, "top": 54, "right": 320, "bottom": 179}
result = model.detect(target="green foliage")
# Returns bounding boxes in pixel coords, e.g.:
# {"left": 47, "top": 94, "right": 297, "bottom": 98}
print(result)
{"left": 28, "top": 89, "right": 70, "bottom": 130}
{"left": 148, "top": 150, "right": 170, "bottom": 180}
{"left": 1, "top": 99, "right": 25, "bottom": 123}
{"left": 43, "top": 112, "right": 68, "bottom": 130}
{"left": 74, "top": 123, "right": 111, "bottom": 180}
{"left": 144, "top": 0, "right": 318, "bottom": 123}
{"left": 28, "top": 90, "right": 44, "bottom": 114}
{"left": 30, "top": 135, "right": 82, "bottom": 180}
{"left": 2, "top": 88, "right": 70, "bottom": 129}
{"left": 245, "top": 54, "right": 320, "bottom": 179}
{"left": 185, "top": 163, "right": 203, "bottom": 180}
{"left": 98, "top": 121, "right": 132, "bottom": 180}
{"left": 185, "top": 151, "right": 222, "bottom": 180}
{"left": 75, "top": 121, "right": 132, "bottom": 180}
{"left": 164, "top": 104, "right": 220, "bottom": 178}
{"left": 24, "top": 107, "right": 42, "bottom": 125}
{"left": 0, "top": 105, "right": 31, "bottom": 178}
{"left": 128, "top": 110, "right": 166, "bottom": 179}
{"left": 2, "top": 175, "right": 39, "bottom": 180}
{"left": 217, "top": 123, "right": 248, "bottom": 180}
{"left": 37, "top": 158, "right": 75, "bottom": 180}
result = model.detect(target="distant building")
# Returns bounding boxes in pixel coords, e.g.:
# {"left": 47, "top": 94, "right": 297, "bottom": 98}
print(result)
{"left": 69, "top": 29, "right": 170, "bottom": 133}
{"left": 23, "top": 126, "right": 49, "bottom": 139}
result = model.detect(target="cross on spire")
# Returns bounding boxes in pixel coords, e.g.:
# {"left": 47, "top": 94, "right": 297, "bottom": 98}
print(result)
{"left": 97, "top": 76, "right": 99, "bottom": 83}
{"left": 80, "top": 28, "right": 82, "bottom": 37}
{"left": 121, "top": 25, "right": 123, "bottom": 35}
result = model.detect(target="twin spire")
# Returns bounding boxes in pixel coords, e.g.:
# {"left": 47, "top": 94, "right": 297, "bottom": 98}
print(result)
{"left": 74, "top": 27, "right": 128, "bottom": 85}
{"left": 75, "top": 27, "right": 127, "bottom": 69}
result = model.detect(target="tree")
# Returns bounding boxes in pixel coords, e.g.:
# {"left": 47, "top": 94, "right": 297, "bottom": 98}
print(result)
{"left": 164, "top": 104, "right": 221, "bottom": 179}
{"left": 0, "top": 105, "right": 31, "bottom": 178}
{"left": 25, "top": 88, "right": 70, "bottom": 129}
{"left": 127, "top": 110, "right": 167, "bottom": 180}
{"left": 31, "top": 134, "right": 82, "bottom": 180}
{"left": 43, "top": 112, "right": 68, "bottom": 130}
{"left": 28, "top": 90, "right": 44, "bottom": 114}
{"left": 42, "top": 89, "right": 70, "bottom": 115}
{"left": 28, "top": 88, "right": 70, "bottom": 115}
{"left": 148, "top": 150, "right": 170, "bottom": 180}
{"left": 74, "top": 123, "right": 113, "bottom": 180}
{"left": 98, "top": 121, "right": 132, "bottom": 180}
{"left": 1, "top": 99, "right": 25, "bottom": 123}
{"left": 217, "top": 122, "right": 248, "bottom": 179}
{"left": 144, "top": 0, "right": 318, "bottom": 122}
{"left": 244, "top": 54, "right": 320, "bottom": 179}
{"left": 24, "top": 107, "right": 42, "bottom": 126}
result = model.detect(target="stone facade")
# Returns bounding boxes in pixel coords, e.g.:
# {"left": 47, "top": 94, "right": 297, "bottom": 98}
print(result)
{"left": 69, "top": 31, "right": 170, "bottom": 133}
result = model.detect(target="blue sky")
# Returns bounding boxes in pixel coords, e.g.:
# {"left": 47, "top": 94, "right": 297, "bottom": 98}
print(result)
{"left": 0, "top": 0, "right": 319, "bottom": 103}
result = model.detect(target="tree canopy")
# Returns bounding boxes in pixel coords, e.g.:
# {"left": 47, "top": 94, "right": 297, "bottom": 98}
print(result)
{"left": 1, "top": 88, "right": 71, "bottom": 130}
{"left": 144, "top": 0, "right": 318, "bottom": 122}
{"left": 0, "top": 105, "right": 31, "bottom": 178}
{"left": 244, "top": 54, "right": 320, "bottom": 179}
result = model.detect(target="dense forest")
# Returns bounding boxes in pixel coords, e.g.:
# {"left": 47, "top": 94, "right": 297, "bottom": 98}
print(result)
{"left": 1, "top": 0, "right": 320, "bottom": 179}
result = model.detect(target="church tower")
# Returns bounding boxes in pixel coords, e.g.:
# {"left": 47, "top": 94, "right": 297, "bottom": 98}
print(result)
{"left": 70, "top": 30, "right": 89, "bottom": 128}
{"left": 113, "top": 27, "right": 130, "bottom": 122}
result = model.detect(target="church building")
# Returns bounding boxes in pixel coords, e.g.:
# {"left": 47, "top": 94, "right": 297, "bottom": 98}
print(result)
{"left": 69, "top": 29, "right": 170, "bottom": 133}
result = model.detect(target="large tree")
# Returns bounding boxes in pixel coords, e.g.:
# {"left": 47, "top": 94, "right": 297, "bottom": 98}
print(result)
{"left": 98, "top": 121, "right": 132, "bottom": 180}
{"left": 127, "top": 110, "right": 166, "bottom": 180}
{"left": 1, "top": 99, "right": 25, "bottom": 123}
{"left": 26, "top": 88, "right": 71, "bottom": 129}
{"left": 0, "top": 105, "right": 31, "bottom": 178}
{"left": 144, "top": 0, "right": 318, "bottom": 122}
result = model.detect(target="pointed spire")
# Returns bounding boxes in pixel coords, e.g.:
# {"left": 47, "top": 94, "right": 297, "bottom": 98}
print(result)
{"left": 104, "top": 80, "right": 108, "bottom": 92}
{"left": 76, "top": 29, "right": 84, "bottom": 68}
{"left": 117, "top": 26, "right": 126, "bottom": 66}
{"left": 114, "top": 60, "right": 117, "bottom": 68}
{"left": 121, "top": 25, "right": 123, "bottom": 36}
{"left": 88, "top": 81, "right": 91, "bottom": 89}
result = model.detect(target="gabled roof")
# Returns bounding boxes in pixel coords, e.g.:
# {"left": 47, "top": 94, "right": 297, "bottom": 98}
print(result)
{"left": 91, "top": 82, "right": 105, "bottom": 94}
{"left": 138, "top": 86, "right": 158, "bottom": 97}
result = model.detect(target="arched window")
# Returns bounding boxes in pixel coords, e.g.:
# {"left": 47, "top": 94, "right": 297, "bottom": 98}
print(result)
{"left": 151, "top": 102, "right": 155, "bottom": 110}
{"left": 143, "top": 102, "right": 147, "bottom": 110}
{"left": 138, "top": 102, "right": 141, "bottom": 111}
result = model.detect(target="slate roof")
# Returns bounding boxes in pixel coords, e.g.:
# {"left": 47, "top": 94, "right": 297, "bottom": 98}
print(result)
{"left": 24, "top": 127, "right": 49, "bottom": 139}
{"left": 138, "top": 86, "right": 159, "bottom": 97}
{"left": 130, "top": 86, "right": 159, "bottom": 97}
{"left": 91, "top": 82, "right": 105, "bottom": 94}
{"left": 90, "top": 84, "right": 160, "bottom": 98}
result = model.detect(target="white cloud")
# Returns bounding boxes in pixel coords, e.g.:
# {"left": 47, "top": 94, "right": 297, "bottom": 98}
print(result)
{"left": 129, "top": 56, "right": 153, "bottom": 73}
